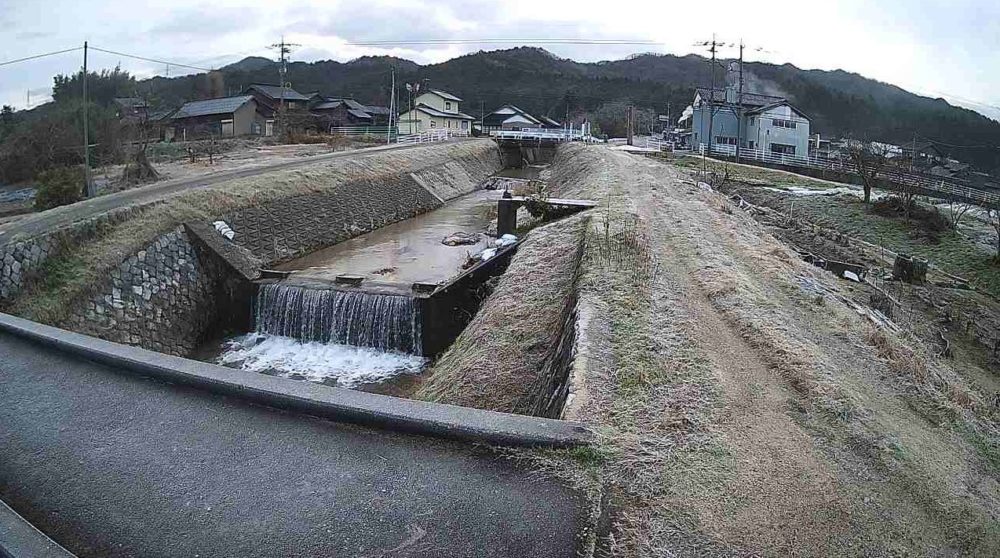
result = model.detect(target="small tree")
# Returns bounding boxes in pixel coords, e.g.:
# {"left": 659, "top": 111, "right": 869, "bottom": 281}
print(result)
{"left": 988, "top": 207, "right": 1000, "bottom": 261}
{"left": 946, "top": 195, "right": 974, "bottom": 229}
{"left": 119, "top": 93, "right": 159, "bottom": 185}
{"left": 847, "top": 139, "right": 891, "bottom": 203}
{"left": 35, "top": 166, "right": 85, "bottom": 210}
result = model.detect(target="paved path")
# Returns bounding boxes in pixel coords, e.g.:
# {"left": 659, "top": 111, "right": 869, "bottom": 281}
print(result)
{"left": 0, "top": 141, "right": 457, "bottom": 245}
{"left": 0, "top": 331, "right": 584, "bottom": 557}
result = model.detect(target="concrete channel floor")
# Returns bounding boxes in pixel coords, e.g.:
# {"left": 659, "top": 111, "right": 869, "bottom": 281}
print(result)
{"left": 0, "top": 331, "right": 585, "bottom": 558}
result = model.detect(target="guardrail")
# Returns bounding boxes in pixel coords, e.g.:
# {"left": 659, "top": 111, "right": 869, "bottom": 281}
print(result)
{"left": 696, "top": 143, "right": 1000, "bottom": 208}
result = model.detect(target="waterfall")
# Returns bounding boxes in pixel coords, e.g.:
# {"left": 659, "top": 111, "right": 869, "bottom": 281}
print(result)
{"left": 254, "top": 283, "right": 422, "bottom": 355}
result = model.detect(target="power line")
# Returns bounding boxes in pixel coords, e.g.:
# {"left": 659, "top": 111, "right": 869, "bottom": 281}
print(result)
{"left": 88, "top": 46, "right": 214, "bottom": 72}
{"left": 342, "top": 38, "right": 663, "bottom": 46}
{"left": 0, "top": 47, "right": 82, "bottom": 67}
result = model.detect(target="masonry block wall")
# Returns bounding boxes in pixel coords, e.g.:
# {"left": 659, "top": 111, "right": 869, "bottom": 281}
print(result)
{"left": 37, "top": 142, "right": 502, "bottom": 355}
{"left": 63, "top": 228, "right": 221, "bottom": 356}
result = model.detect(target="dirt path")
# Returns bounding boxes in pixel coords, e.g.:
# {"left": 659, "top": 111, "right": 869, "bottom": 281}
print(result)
{"left": 551, "top": 145, "right": 1000, "bottom": 556}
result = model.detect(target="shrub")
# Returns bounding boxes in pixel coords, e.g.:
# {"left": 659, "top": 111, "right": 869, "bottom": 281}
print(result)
{"left": 34, "top": 166, "right": 84, "bottom": 210}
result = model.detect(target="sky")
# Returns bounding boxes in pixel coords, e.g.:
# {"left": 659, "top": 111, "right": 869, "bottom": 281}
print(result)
{"left": 1, "top": 0, "right": 998, "bottom": 121}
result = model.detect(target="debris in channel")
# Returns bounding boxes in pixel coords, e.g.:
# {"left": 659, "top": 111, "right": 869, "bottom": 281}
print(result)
{"left": 442, "top": 231, "right": 480, "bottom": 246}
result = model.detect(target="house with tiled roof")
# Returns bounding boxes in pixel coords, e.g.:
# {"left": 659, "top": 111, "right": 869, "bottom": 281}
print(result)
{"left": 397, "top": 89, "right": 474, "bottom": 134}
{"left": 243, "top": 83, "right": 311, "bottom": 114}
{"left": 168, "top": 95, "right": 270, "bottom": 141}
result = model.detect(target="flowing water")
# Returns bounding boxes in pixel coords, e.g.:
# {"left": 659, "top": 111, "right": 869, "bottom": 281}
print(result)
{"left": 254, "top": 283, "right": 422, "bottom": 354}
{"left": 208, "top": 283, "right": 427, "bottom": 391}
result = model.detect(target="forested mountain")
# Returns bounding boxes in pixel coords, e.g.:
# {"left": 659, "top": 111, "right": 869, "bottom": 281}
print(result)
{"left": 135, "top": 47, "right": 999, "bottom": 172}
{"left": 4, "top": 47, "right": 999, "bottom": 181}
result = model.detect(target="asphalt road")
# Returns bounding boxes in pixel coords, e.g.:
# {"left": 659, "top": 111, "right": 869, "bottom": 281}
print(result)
{"left": 0, "top": 140, "right": 452, "bottom": 246}
{"left": 0, "top": 331, "right": 585, "bottom": 558}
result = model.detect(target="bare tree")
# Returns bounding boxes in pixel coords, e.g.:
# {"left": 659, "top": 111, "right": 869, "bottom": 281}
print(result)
{"left": 847, "top": 139, "right": 892, "bottom": 203}
{"left": 946, "top": 195, "right": 974, "bottom": 229}
{"left": 119, "top": 93, "right": 159, "bottom": 185}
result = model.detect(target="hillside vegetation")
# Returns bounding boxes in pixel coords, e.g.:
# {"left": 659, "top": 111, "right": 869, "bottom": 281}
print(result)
{"left": 145, "top": 48, "right": 1000, "bottom": 172}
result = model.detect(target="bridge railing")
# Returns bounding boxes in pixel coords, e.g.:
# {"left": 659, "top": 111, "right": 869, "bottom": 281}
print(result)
{"left": 491, "top": 128, "right": 586, "bottom": 142}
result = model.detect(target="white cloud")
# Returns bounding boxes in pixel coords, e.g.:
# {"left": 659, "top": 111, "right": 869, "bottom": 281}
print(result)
{"left": 0, "top": 0, "right": 996, "bottom": 121}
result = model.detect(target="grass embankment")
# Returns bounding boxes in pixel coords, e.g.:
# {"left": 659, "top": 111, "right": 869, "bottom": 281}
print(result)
{"left": 526, "top": 144, "right": 1000, "bottom": 555}
{"left": 415, "top": 213, "right": 588, "bottom": 414}
{"left": 669, "top": 153, "right": 1000, "bottom": 297}
{"left": 5, "top": 141, "right": 499, "bottom": 326}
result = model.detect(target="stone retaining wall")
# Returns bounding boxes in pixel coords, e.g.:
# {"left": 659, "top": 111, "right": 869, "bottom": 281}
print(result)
{"left": 38, "top": 141, "right": 501, "bottom": 355}
{"left": 63, "top": 227, "right": 221, "bottom": 356}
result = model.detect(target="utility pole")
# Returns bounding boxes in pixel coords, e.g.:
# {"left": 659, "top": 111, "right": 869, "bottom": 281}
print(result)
{"left": 707, "top": 35, "right": 719, "bottom": 157}
{"left": 626, "top": 105, "right": 634, "bottom": 146}
{"left": 82, "top": 41, "right": 93, "bottom": 198}
{"left": 386, "top": 67, "right": 395, "bottom": 144}
{"left": 270, "top": 37, "right": 299, "bottom": 138}
{"left": 735, "top": 40, "right": 744, "bottom": 163}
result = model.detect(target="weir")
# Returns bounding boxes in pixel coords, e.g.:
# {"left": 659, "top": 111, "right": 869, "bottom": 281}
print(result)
{"left": 255, "top": 283, "right": 422, "bottom": 355}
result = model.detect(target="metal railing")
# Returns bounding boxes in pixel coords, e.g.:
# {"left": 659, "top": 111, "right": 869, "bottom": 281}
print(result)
{"left": 330, "top": 126, "right": 398, "bottom": 139}
{"left": 491, "top": 128, "right": 590, "bottom": 142}
{"left": 697, "top": 143, "right": 1000, "bottom": 208}
{"left": 395, "top": 129, "right": 470, "bottom": 144}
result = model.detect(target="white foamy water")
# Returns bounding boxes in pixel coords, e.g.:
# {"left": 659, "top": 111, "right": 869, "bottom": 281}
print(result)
{"left": 217, "top": 333, "right": 427, "bottom": 388}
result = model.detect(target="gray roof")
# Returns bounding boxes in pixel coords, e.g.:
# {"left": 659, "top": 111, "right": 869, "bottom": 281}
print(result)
{"left": 538, "top": 115, "right": 562, "bottom": 127}
{"left": 426, "top": 89, "right": 463, "bottom": 102}
{"left": 412, "top": 104, "right": 474, "bottom": 120}
{"left": 246, "top": 83, "right": 311, "bottom": 102}
{"left": 172, "top": 96, "right": 254, "bottom": 119}
{"left": 744, "top": 100, "right": 810, "bottom": 120}
{"left": 312, "top": 100, "right": 344, "bottom": 111}
{"left": 364, "top": 105, "right": 391, "bottom": 115}
{"left": 695, "top": 88, "right": 785, "bottom": 108}
{"left": 347, "top": 109, "right": 374, "bottom": 120}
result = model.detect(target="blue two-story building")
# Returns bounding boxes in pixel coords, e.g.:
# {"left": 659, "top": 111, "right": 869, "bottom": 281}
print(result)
{"left": 680, "top": 87, "right": 811, "bottom": 159}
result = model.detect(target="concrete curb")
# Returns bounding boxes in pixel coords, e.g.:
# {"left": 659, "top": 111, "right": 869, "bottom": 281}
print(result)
{"left": 0, "top": 313, "right": 592, "bottom": 448}
{"left": 0, "top": 500, "right": 76, "bottom": 558}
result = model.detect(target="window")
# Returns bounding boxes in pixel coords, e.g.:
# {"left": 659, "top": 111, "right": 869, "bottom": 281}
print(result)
{"left": 749, "top": 117, "right": 755, "bottom": 126}
{"left": 770, "top": 143, "right": 796, "bottom": 155}
{"left": 714, "top": 136, "right": 738, "bottom": 145}
{"left": 748, "top": 141, "right": 755, "bottom": 149}
{"left": 430, "top": 120, "right": 436, "bottom": 128}
{"left": 445, "top": 101, "right": 452, "bottom": 111}
{"left": 771, "top": 118, "right": 797, "bottom": 129}
{"left": 462, "top": 120, "right": 469, "bottom": 130}
{"left": 448, "top": 120, "right": 452, "bottom": 128}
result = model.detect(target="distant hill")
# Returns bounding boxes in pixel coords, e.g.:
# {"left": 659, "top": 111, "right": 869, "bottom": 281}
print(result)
{"left": 141, "top": 47, "right": 1000, "bottom": 173}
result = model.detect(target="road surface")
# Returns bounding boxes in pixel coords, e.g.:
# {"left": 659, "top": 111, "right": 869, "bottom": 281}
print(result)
{"left": 0, "top": 140, "right": 462, "bottom": 246}
{"left": 0, "top": 329, "right": 584, "bottom": 557}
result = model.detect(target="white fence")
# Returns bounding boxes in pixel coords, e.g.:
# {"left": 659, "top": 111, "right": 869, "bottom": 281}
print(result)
{"left": 695, "top": 143, "right": 1000, "bottom": 208}
{"left": 395, "top": 129, "right": 470, "bottom": 144}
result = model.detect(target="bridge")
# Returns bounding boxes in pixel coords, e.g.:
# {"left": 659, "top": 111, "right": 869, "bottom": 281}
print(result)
{"left": 0, "top": 314, "right": 589, "bottom": 557}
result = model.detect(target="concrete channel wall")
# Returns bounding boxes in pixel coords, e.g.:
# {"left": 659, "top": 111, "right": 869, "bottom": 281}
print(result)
{"left": 3, "top": 141, "right": 501, "bottom": 355}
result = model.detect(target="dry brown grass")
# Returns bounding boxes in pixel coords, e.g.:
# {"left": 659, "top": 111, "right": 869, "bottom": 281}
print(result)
{"left": 520, "top": 143, "right": 1000, "bottom": 556}
{"left": 415, "top": 213, "right": 588, "bottom": 414}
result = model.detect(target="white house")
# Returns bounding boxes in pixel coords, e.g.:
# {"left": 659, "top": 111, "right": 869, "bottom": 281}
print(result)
{"left": 397, "top": 89, "right": 475, "bottom": 134}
